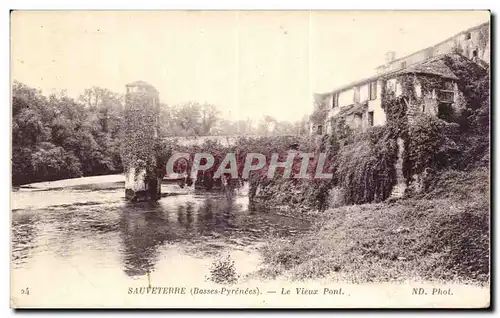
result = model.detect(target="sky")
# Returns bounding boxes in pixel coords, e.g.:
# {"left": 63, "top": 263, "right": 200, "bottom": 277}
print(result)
{"left": 11, "top": 10, "right": 489, "bottom": 122}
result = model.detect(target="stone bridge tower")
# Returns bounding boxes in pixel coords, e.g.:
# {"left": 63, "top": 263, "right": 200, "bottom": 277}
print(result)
{"left": 121, "top": 81, "right": 161, "bottom": 201}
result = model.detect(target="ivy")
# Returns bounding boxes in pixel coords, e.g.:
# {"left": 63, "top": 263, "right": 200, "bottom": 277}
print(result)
{"left": 120, "top": 92, "right": 159, "bottom": 179}
{"left": 335, "top": 126, "right": 398, "bottom": 204}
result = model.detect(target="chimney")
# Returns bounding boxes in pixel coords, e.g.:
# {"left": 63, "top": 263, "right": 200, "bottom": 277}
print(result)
{"left": 385, "top": 51, "right": 396, "bottom": 64}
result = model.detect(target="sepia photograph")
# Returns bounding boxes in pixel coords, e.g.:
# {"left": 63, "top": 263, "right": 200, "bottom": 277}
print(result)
{"left": 10, "top": 10, "right": 490, "bottom": 308}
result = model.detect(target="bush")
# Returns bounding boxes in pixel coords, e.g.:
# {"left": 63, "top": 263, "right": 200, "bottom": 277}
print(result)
{"left": 207, "top": 255, "right": 239, "bottom": 284}
{"left": 407, "top": 114, "right": 460, "bottom": 177}
{"left": 30, "top": 142, "right": 83, "bottom": 181}
{"left": 259, "top": 168, "right": 489, "bottom": 284}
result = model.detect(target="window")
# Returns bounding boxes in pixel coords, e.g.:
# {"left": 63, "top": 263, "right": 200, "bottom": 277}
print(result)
{"left": 317, "top": 125, "right": 323, "bottom": 135}
{"left": 395, "top": 82, "right": 402, "bottom": 97}
{"left": 401, "top": 61, "right": 407, "bottom": 69}
{"left": 332, "top": 93, "right": 339, "bottom": 108}
{"left": 438, "top": 81, "right": 455, "bottom": 103}
{"left": 437, "top": 90, "right": 454, "bottom": 103}
{"left": 438, "top": 103, "right": 454, "bottom": 121}
{"left": 444, "top": 81, "right": 454, "bottom": 91}
{"left": 465, "top": 32, "right": 471, "bottom": 40}
{"left": 353, "top": 87, "right": 360, "bottom": 103}
{"left": 354, "top": 114, "right": 362, "bottom": 129}
{"left": 369, "top": 81, "right": 377, "bottom": 100}
{"left": 472, "top": 49, "right": 478, "bottom": 58}
{"left": 368, "top": 111, "right": 374, "bottom": 126}
{"left": 386, "top": 79, "right": 395, "bottom": 93}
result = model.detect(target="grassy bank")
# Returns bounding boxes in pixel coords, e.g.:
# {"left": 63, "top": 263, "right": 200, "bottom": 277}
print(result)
{"left": 258, "top": 168, "right": 489, "bottom": 285}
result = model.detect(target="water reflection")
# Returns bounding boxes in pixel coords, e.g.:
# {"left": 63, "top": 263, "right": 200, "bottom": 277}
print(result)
{"left": 12, "top": 185, "right": 311, "bottom": 280}
{"left": 11, "top": 211, "right": 39, "bottom": 267}
{"left": 119, "top": 202, "right": 173, "bottom": 277}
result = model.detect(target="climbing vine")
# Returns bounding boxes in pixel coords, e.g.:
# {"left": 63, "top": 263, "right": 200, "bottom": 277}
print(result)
{"left": 120, "top": 92, "right": 159, "bottom": 180}
{"left": 335, "top": 126, "right": 398, "bottom": 204}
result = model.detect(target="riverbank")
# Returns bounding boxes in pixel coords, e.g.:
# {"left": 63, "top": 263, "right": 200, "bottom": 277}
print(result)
{"left": 257, "top": 168, "right": 490, "bottom": 286}
{"left": 15, "top": 174, "right": 125, "bottom": 191}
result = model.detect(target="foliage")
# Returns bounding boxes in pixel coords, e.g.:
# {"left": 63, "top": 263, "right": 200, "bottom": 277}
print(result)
{"left": 259, "top": 168, "right": 489, "bottom": 283}
{"left": 335, "top": 126, "right": 398, "bottom": 204}
{"left": 407, "top": 114, "right": 459, "bottom": 178}
{"left": 160, "top": 102, "right": 309, "bottom": 137}
{"left": 12, "top": 81, "right": 124, "bottom": 185}
{"left": 440, "top": 55, "right": 489, "bottom": 169}
{"left": 120, "top": 92, "right": 158, "bottom": 177}
{"left": 30, "top": 142, "right": 83, "bottom": 181}
{"left": 12, "top": 80, "right": 311, "bottom": 186}
{"left": 207, "top": 255, "right": 239, "bottom": 284}
{"left": 442, "top": 54, "right": 489, "bottom": 112}
{"left": 309, "top": 94, "right": 329, "bottom": 125}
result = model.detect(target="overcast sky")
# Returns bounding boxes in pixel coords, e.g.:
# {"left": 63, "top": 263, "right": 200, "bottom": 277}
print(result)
{"left": 11, "top": 10, "right": 489, "bottom": 122}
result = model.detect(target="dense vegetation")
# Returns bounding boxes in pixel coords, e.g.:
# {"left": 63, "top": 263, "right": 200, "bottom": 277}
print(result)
{"left": 259, "top": 167, "right": 489, "bottom": 284}
{"left": 12, "top": 82, "right": 124, "bottom": 186}
{"left": 12, "top": 81, "right": 310, "bottom": 186}
{"left": 257, "top": 56, "right": 490, "bottom": 284}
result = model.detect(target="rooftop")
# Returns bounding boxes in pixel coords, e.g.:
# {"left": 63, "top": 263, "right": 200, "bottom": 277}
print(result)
{"left": 375, "top": 21, "right": 489, "bottom": 70}
{"left": 394, "top": 54, "right": 459, "bottom": 80}
{"left": 320, "top": 53, "right": 462, "bottom": 96}
{"left": 318, "top": 20, "right": 489, "bottom": 96}
{"left": 126, "top": 80, "right": 159, "bottom": 93}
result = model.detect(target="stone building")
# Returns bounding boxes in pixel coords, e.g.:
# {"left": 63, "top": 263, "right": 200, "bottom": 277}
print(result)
{"left": 311, "top": 21, "right": 490, "bottom": 136}
{"left": 376, "top": 21, "right": 490, "bottom": 75}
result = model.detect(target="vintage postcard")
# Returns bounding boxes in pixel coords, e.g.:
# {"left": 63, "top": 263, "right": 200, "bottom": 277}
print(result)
{"left": 10, "top": 10, "right": 490, "bottom": 308}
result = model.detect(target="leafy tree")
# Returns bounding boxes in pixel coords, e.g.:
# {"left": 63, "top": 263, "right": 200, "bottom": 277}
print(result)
{"left": 12, "top": 82, "right": 124, "bottom": 185}
{"left": 200, "top": 103, "right": 220, "bottom": 135}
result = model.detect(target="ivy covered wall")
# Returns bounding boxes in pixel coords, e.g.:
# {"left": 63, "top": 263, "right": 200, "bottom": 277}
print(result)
{"left": 120, "top": 89, "right": 161, "bottom": 201}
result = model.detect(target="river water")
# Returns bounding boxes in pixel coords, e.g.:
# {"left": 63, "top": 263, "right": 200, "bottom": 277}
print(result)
{"left": 11, "top": 175, "right": 311, "bottom": 307}
{"left": 11, "top": 176, "right": 490, "bottom": 308}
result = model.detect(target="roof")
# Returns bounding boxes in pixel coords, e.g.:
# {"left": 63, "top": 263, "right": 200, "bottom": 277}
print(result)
{"left": 318, "top": 20, "right": 489, "bottom": 96}
{"left": 375, "top": 20, "right": 489, "bottom": 70}
{"left": 323, "top": 74, "right": 380, "bottom": 96}
{"left": 334, "top": 101, "right": 369, "bottom": 119}
{"left": 126, "top": 80, "right": 154, "bottom": 87}
{"left": 394, "top": 55, "right": 459, "bottom": 80}
{"left": 126, "top": 80, "right": 158, "bottom": 93}
{"left": 322, "top": 53, "right": 460, "bottom": 96}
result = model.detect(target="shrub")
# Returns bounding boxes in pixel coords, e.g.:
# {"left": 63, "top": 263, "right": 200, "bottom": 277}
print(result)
{"left": 259, "top": 168, "right": 489, "bottom": 284}
{"left": 407, "top": 114, "right": 460, "bottom": 177}
{"left": 207, "top": 255, "right": 239, "bottom": 284}
{"left": 30, "top": 142, "right": 83, "bottom": 181}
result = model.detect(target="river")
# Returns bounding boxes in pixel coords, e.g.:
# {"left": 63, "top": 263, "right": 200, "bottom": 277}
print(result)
{"left": 11, "top": 175, "right": 312, "bottom": 307}
{"left": 10, "top": 175, "right": 489, "bottom": 308}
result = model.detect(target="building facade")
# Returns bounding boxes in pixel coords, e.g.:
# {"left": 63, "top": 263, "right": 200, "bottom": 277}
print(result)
{"left": 311, "top": 21, "right": 490, "bottom": 136}
{"left": 376, "top": 21, "right": 490, "bottom": 75}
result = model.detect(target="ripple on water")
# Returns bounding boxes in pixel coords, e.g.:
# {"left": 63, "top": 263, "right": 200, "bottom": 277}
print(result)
{"left": 11, "top": 176, "right": 311, "bottom": 297}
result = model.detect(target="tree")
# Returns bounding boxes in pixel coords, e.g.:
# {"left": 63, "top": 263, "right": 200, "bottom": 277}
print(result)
{"left": 216, "top": 119, "right": 238, "bottom": 136}
{"left": 257, "top": 115, "right": 277, "bottom": 136}
{"left": 200, "top": 103, "right": 220, "bottom": 135}
{"left": 236, "top": 117, "right": 254, "bottom": 135}
{"left": 12, "top": 82, "right": 124, "bottom": 185}
{"left": 79, "top": 86, "right": 123, "bottom": 133}
{"left": 171, "top": 102, "right": 202, "bottom": 136}
{"left": 274, "top": 121, "right": 295, "bottom": 136}
{"left": 309, "top": 94, "right": 329, "bottom": 125}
